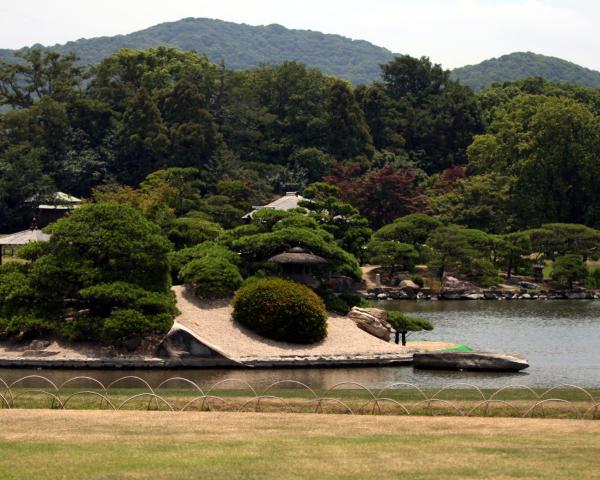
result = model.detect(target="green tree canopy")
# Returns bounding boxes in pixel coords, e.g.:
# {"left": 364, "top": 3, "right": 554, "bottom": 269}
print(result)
{"left": 552, "top": 254, "right": 588, "bottom": 289}
{"left": 0, "top": 203, "right": 176, "bottom": 342}
{"left": 468, "top": 94, "right": 600, "bottom": 228}
{"left": 386, "top": 311, "right": 433, "bottom": 346}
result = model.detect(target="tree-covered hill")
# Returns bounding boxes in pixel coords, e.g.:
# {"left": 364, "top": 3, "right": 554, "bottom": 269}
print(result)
{"left": 452, "top": 52, "right": 600, "bottom": 91}
{"left": 0, "top": 17, "right": 395, "bottom": 85}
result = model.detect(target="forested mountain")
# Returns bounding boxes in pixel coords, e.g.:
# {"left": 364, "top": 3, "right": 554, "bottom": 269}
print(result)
{"left": 2, "top": 19, "right": 600, "bottom": 89}
{"left": 0, "top": 18, "right": 395, "bottom": 85}
{"left": 452, "top": 52, "right": 600, "bottom": 90}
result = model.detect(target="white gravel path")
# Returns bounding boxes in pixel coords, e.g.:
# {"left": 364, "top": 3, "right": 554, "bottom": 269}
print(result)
{"left": 173, "top": 286, "right": 414, "bottom": 363}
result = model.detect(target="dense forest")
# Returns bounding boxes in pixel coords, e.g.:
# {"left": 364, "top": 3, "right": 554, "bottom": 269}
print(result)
{"left": 1, "top": 46, "right": 600, "bottom": 341}
{"left": 452, "top": 52, "right": 600, "bottom": 91}
{"left": 3, "top": 19, "right": 600, "bottom": 89}
{"left": 0, "top": 18, "right": 394, "bottom": 85}
{"left": 1, "top": 47, "right": 599, "bottom": 233}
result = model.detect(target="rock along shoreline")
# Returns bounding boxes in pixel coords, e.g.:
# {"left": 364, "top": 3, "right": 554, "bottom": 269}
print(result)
{"left": 362, "top": 287, "right": 600, "bottom": 301}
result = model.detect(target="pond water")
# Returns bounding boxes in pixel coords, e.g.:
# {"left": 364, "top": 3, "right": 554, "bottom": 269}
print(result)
{"left": 1, "top": 300, "right": 598, "bottom": 390}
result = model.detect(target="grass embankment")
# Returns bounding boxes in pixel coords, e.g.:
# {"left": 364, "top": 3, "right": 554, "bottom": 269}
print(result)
{"left": 4, "top": 387, "right": 600, "bottom": 419}
{"left": 0, "top": 410, "right": 598, "bottom": 480}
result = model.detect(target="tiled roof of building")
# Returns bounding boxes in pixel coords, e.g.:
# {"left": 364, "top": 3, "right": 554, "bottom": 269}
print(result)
{"left": 0, "top": 228, "right": 51, "bottom": 246}
{"left": 242, "top": 192, "right": 304, "bottom": 219}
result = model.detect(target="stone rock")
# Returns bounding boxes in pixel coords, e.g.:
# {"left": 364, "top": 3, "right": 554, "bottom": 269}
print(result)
{"left": 347, "top": 307, "right": 393, "bottom": 342}
{"left": 463, "top": 293, "right": 485, "bottom": 300}
{"left": 389, "top": 290, "right": 409, "bottom": 300}
{"left": 564, "top": 291, "right": 593, "bottom": 300}
{"left": 439, "top": 291, "right": 463, "bottom": 300}
{"left": 22, "top": 350, "right": 58, "bottom": 357}
{"left": 413, "top": 352, "right": 529, "bottom": 372}
{"left": 441, "top": 275, "right": 480, "bottom": 299}
{"left": 443, "top": 276, "right": 462, "bottom": 286}
{"left": 399, "top": 279, "right": 420, "bottom": 291}
{"left": 157, "top": 324, "right": 224, "bottom": 358}
{"left": 122, "top": 336, "right": 142, "bottom": 352}
{"left": 28, "top": 339, "right": 51, "bottom": 350}
{"left": 377, "top": 293, "right": 388, "bottom": 300}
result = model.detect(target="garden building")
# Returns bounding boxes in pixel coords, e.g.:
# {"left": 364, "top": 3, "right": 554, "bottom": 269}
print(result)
{"left": 242, "top": 192, "right": 304, "bottom": 221}
{"left": 35, "top": 192, "right": 82, "bottom": 227}
{"left": 0, "top": 219, "right": 51, "bottom": 265}
{"left": 268, "top": 246, "right": 328, "bottom": 288}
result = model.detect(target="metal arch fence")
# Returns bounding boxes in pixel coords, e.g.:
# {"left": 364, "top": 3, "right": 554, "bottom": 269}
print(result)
{"left": 0, "top": 375, "right": 599, "bottom": 419}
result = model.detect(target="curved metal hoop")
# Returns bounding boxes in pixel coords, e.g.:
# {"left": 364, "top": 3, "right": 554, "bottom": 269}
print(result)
{"left": 11, "top": 389, "right": 64, "bottom": 409}
{"left": 180, "top": 395, "right": 231, "bottom": 412}
{"left": 156, "top": 377, "right": 205, "bottom": 396}
{"left": 205, "top": 378, "right": 257, "bottom": 397}
{"left": 62, "top": 391, "right": 116, "bottom": 410}
{"left": 0, "top": 392, "right": 11, "bottom": 409}
{"left": 117, "top": 393, "right": 174, "bottom": 412}
{"left": 523, "top": 399, "right": 581, "bottom": 419}
{"left": 0, "top": 374, "right": 597, "bottom": 420}
{"left": 238, "top": 395, "right": 293, "bottom": 413}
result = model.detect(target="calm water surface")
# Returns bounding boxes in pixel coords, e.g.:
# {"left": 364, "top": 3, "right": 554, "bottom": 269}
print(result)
{"left": 1, "top": 300, "right": 598, "bottom": 390}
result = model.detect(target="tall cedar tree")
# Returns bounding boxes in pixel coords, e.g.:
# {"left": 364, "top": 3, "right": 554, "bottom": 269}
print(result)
{"left": 355, "top": 84, "right": 406, "bottom": 153}
{"left": 381, "top": 55, "right": 483, "bottom": 173}
{"left": 325, "top": 79, "right": 374, "bottom": 159}
{"left": 161, "top": 80, "right": 219, "bottom": 169}
{"left": 116, "top": 87, "right": 169, "bottom": 185}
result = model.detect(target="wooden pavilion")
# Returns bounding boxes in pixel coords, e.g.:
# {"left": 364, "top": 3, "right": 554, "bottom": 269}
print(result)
{"left": 268, "top": 246, "right": 328, "bottom": 288}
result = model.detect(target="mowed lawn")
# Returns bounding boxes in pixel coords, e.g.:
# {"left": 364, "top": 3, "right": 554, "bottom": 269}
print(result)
{"left": 0, "top": 411, "right": 599, "bottom": 479}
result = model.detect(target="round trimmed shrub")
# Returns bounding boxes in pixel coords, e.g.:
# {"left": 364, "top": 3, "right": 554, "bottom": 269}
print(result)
{"left": 232, "top": 278, "right": 327, "bottom": 344}
{"left": 180, "top": 257, "right": 243, "bottom": 299}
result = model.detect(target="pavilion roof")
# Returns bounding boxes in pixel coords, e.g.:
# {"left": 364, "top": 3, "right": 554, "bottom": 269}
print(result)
{"left": 242, "top": 192, "right": 304, "bottom": 219}
{"left": 0, "top": 228, "right": 51, "bottom": 246}
{"left": 268, "top": 247, "right": 328, "bottom": 265}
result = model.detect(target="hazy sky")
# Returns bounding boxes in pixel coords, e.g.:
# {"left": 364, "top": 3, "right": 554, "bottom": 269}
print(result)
{"left": 1, "top": 0, "right": 598, "bottom": 70}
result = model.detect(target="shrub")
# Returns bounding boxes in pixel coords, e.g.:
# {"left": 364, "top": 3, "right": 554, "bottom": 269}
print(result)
{"left": 410, "top": 275, "right": 425, "bottom": 288}
{"left": 233, "top": 278, "right": 327, "bottom": 344}
{"left": 318, "top": 291, "right": 372, "bottom": 314}
{"left": 168, "top": 242, "right": 239, "bottom": 283}
{"left": 466, "top": 258, "right": 499, "bottom": 287}
{"left": 587, "top": 268, "right": 600, "bottom": 290}
{"left": 180, "top": 257, "right": 243, "bottom": 299}
{"left": 319, "top": 291, "right": 351, "bottom": 314}
{"left": 552, "top": 254, "right": 587, "bottom": 289}
{"left": 0, "top": 313, "right": 56, "bottom": 337}
{"left": 16, "top": 241, "right": 49, "bottom": 261}
{"left": 102, "top": 309, "right": 154, "bottom": 340}
{"left": 78, "top": 281, "right": 177, "bottom": 320}
{"left": 166, "top": 217, "right": 222, "bottom": 250}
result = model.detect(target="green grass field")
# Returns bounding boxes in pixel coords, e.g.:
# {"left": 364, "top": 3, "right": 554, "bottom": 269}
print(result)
{"left": 0, "top": 410, "right": 598, "bottom": 480}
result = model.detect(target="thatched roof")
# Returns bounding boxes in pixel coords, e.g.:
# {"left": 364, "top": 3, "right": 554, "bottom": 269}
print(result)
{"left": 0, "top": 228, "right": 51, "bottom": 246}
{"left": 268, "top": 247, "right": 328, "bottom": 265}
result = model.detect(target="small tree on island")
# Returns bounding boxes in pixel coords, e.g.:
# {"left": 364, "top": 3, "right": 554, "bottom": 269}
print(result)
{"left": 386, "top": 311, "right": 433, "bottom": 346}
{"left": 552, "top": 254, "right": 588, "bottom": 290}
